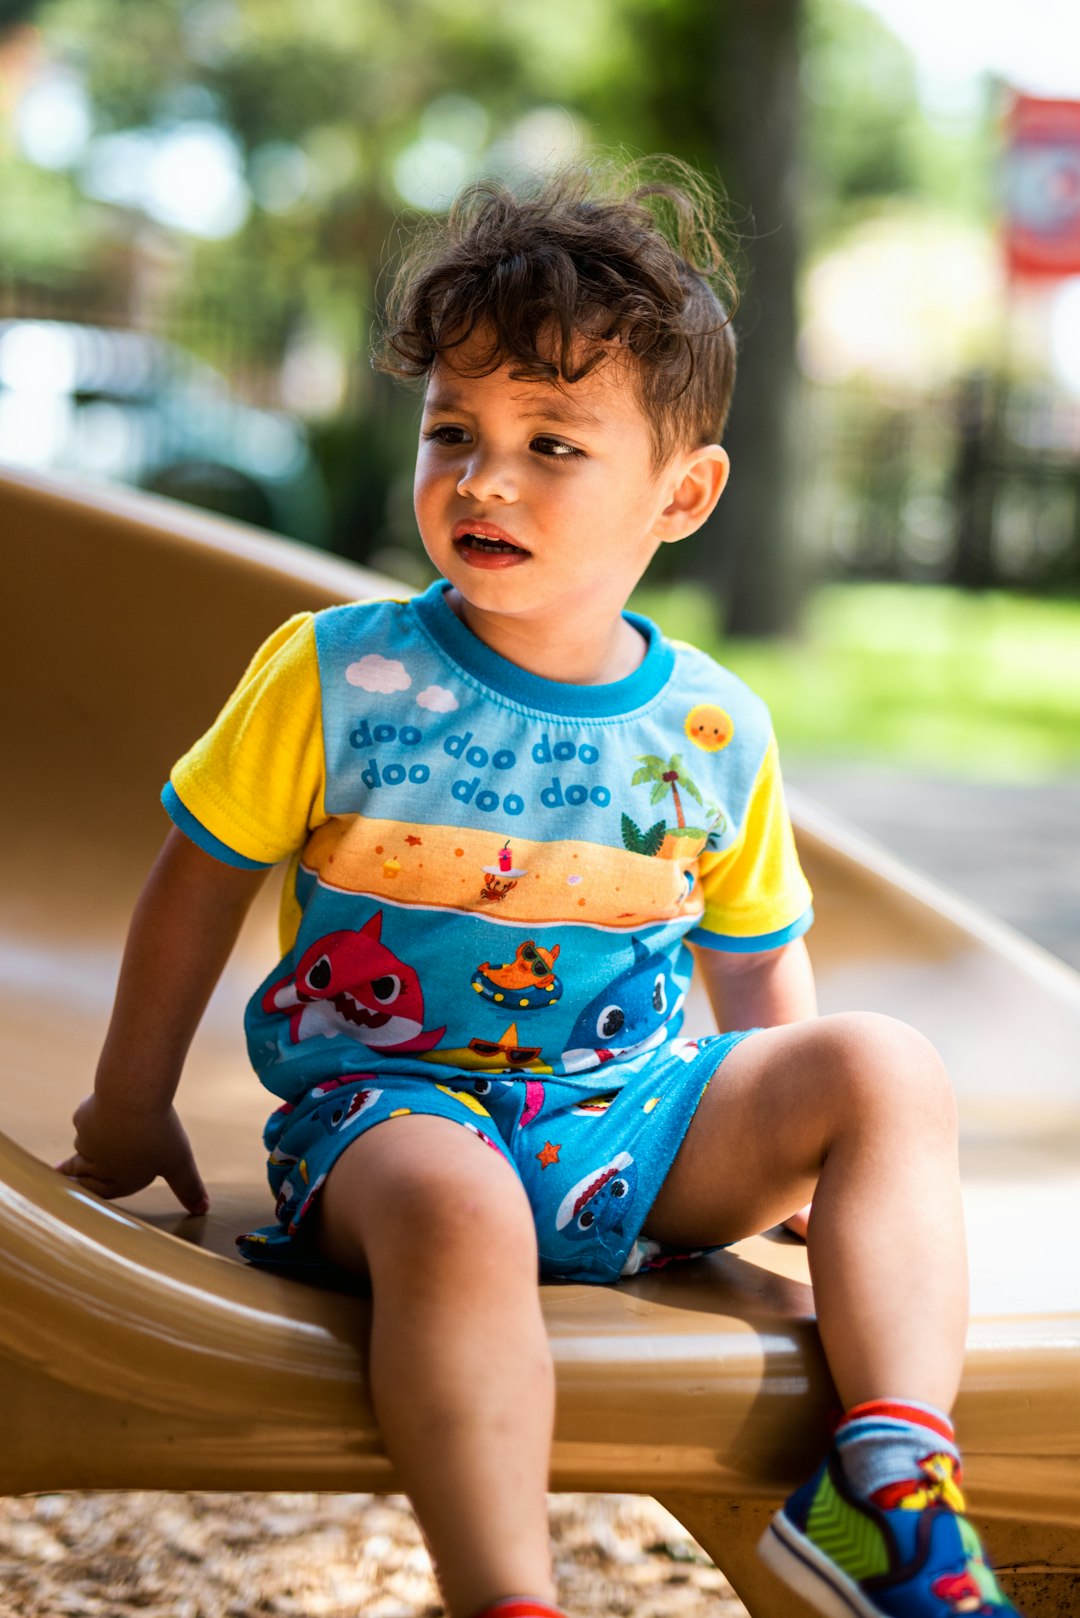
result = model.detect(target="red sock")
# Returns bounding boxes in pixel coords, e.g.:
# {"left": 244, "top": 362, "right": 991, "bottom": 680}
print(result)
{"left": 468, "top": 1601, "right": 569, "bottom": 1618}
{"left": 834, "top": 1397, "right": 962, "bottom": 1509}
{"left": 839, "top": 1398, "right": 956, "bottom": 1445}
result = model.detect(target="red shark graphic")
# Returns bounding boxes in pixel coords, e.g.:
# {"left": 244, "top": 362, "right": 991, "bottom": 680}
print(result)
{"left": 263, "top": 912, "right": 445, "bottom": 1054}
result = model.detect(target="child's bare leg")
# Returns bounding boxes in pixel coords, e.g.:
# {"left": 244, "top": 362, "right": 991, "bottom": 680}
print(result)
{"left": 642, "top": 1011, "right": 967, "bottom": 1409}
{"left": 317, "top": 1117, "right": 556, "bottom": 1618}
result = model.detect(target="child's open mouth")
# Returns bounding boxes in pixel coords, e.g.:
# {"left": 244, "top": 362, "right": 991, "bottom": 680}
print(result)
{"left": 453, "top": 526, "right": 529, "bottom": 567}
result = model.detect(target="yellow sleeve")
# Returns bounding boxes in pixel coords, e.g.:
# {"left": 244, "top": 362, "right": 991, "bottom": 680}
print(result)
{"left": 167, "top": 613, "right": 327, "bottom": 866}
{"left": 691, "top": 734, "right": 813, "bottom": 951}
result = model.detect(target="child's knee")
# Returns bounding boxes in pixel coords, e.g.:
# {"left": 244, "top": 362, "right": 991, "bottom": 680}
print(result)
{"left": 396, "top": 1157, "right": 536, "bottom": 1265}
{"left": 817, "top": 1012, "right": 956, "bottom": 1135}
{"left": 352, "top": 1138, "right": 536, "bottom": 1279}
{"left": 317, "top": 1120, "right": 537, "bottom": 1280}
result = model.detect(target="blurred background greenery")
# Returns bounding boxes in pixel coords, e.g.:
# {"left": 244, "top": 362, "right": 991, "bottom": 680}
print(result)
{"left": 2, "top": 0, "right": 1079, "bottom": 779}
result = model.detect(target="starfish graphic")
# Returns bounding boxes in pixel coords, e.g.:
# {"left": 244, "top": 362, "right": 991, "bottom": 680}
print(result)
{"left": 536, "top": 1141, "right": 562, "bottom": 1169}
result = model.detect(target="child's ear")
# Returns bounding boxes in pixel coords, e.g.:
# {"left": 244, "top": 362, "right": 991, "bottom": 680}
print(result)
{"left": 655, "top": 445, "right": 730, "bottom": 543}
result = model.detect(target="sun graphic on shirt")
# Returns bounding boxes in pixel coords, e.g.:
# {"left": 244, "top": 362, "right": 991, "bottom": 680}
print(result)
{"left": 684, "top": 703, "right": 733, "bottom": 752}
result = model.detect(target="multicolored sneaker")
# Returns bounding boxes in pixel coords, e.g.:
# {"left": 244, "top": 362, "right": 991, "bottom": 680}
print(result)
{"left": 758, "top": 1448, "right": 1022, "bottom": 1616}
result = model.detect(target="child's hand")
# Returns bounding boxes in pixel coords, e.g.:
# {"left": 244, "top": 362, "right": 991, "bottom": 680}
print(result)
{"left": 56, "top": 1094, "right": 210, "bottom": 1216}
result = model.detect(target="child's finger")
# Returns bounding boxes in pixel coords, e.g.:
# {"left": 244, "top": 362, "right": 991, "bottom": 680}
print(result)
{"left": 54, "top": 1152, "right": 99, "bottom": 1181}
{"left": 165, "top": 1161, "right": 210, "bottom": 1217}
{"left": 55, "top": 1152, "right": 120, "bottom": 1198}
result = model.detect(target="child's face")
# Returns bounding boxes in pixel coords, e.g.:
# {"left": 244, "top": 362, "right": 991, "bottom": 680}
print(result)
{"left": 414, "top": 331, "right": 721, "bottom": 636}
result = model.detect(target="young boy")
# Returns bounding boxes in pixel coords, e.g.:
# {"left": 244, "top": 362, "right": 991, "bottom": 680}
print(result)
{"left": 59, "top": 162, "right": 1022, "bottom": 1618}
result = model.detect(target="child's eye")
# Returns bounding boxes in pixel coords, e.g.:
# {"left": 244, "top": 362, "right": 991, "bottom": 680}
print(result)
{"left": 423, "top": 424, "right": 469, "bottom": 446}
{"left": 531, "top": 435, "right": 584, "bottom": 460}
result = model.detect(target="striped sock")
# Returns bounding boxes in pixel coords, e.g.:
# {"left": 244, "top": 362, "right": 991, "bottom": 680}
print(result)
{"left": 834, "top": 1398, "right": 964, "bottom": 1511}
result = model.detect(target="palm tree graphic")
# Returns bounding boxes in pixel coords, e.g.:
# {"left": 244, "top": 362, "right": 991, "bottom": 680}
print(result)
{"left": 631, "top": 753, "right": 704, "bottom": 830}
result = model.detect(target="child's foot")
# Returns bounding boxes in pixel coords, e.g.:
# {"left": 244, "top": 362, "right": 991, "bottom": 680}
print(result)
{"left": 758, "top": 1447, "right": 1022, "bottom": 1616}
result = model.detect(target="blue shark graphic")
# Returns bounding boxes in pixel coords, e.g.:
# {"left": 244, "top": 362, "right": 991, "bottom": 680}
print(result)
{"left": 560, "top": 938, "right": 687, "bottom": 1075}
{"left": 554, "top": 1152, "right": 639, "bottom": 1255}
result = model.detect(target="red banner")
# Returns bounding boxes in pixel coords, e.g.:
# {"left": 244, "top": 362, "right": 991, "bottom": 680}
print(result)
{"left": 1003, "top": 93, "right": 1080, "bottom": 279}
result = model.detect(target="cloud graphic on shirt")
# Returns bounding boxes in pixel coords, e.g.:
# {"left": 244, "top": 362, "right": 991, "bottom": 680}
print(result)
{"left": 416, "top": 684, "right": 459, "bottom": 713}
{"left": 346, "top": 654, "right": 411, "bottom": 693}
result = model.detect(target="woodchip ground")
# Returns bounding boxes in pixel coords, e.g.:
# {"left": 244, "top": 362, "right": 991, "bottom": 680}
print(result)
{"left": 0, "top": 1491, "right": 746, "bottom": 1618}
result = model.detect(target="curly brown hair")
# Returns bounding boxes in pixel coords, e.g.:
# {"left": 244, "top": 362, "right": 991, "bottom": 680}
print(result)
{"left": 373, "top": 156, "right": 738, "bottom": 466}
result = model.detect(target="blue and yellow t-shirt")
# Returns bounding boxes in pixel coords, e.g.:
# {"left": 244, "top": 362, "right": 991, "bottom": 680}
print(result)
{"left": 165, "top": 580, "right": 812, "bottom": 1103}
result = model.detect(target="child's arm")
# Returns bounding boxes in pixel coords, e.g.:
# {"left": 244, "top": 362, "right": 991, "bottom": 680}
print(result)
{"left": 56, "top": 826, "right": 270, "bottom": 1213}
{"left": 694, "top": 935, "right": 817, "bottom": 1033}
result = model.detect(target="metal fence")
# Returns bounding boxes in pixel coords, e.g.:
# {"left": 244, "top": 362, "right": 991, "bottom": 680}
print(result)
{"left": 803, "top": 374, "right": 1080, "bottom": 591}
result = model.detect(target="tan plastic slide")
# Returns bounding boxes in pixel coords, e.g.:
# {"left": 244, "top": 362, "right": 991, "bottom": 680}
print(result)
{"left": 1, "top": 465, "right": 1078, "bottom": 1617}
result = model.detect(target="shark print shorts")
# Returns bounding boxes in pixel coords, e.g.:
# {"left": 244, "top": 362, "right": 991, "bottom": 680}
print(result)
{"left": 237, "top": 1028, "right": 756, "bottom": 1284}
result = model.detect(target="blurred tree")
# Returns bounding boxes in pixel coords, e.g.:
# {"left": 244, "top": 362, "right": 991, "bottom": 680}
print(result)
{"left": 0, "top": 0, "right": 39, "bottom": 27}
{"left": 707, "top": 0, "right": 804, "bottom": 636}
{"left": 553, "top": 0, "right": 805, "bottom": 634}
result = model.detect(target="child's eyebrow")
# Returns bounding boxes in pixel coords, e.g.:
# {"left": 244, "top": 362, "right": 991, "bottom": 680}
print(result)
{"left": 423, "top": 387, "right": 602, "bottom": 428}
{"left": 513, "top": 395, "right": 603, "bottom": 427}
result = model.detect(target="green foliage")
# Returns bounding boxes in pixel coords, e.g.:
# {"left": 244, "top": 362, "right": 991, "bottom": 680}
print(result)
{"left": 675, "top": 762, "right": 703, "bottom": 805}
{"left": 633, "top": 752, "right": 703, "bottom": 801}
{"left": 621, "top": 814, "right": 667, "bottom": 857}
{"left": 800, "top": 0, "right": 921, "bottom": 239}
{"left": 15, "top": 0, "right": 965, "bottom": 294}
{"left": 0, "top": 153, "right": 99, "bottom": 273}
{"left": 801, "top": 0, "right": 998, "bottom": 241}
{"left": 631, "top": 756, "right": 666, "bottom": 783}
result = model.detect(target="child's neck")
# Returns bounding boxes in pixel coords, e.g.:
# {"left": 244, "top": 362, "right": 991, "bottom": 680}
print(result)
{"left": 446, "top": 590, "right": 647, "bottom": 687}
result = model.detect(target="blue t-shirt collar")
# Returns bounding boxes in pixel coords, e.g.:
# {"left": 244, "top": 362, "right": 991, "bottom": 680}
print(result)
{"left": 410, "top": 579, "right": 674, "bottom": 719}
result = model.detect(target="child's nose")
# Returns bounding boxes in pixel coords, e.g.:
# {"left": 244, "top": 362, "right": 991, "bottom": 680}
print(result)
{"left": 457, "top": 451, "right": 517, "bottom": 502}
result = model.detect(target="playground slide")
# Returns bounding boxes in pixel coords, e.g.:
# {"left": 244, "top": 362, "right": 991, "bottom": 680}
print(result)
{"left": 1, "top": 466, "right": 1077, "bottom": 1545}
